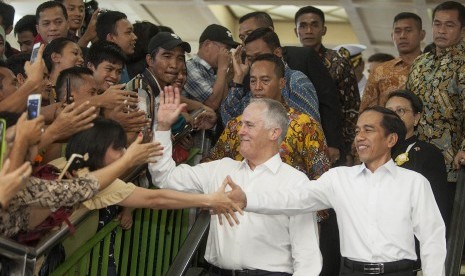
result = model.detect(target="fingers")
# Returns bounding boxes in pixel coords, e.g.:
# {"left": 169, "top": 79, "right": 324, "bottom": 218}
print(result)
{"left": 0, "top": 159, "right": 10, "bottom": 175}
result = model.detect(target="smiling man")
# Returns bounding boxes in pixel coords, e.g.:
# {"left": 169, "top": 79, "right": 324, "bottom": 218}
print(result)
{"left": 232, "top": 106, "right": 447, "bottom": 276}
{"left": 206, "top": 53, "right": 329, "bottom": 181}
{"left": 35, "top": 1, "right": 70, "bottom": 44}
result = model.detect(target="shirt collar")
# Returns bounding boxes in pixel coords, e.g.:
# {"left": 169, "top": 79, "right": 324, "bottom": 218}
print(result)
{"left": 241, "top": 153, "right": 282, "bottom": 174}
{"left": 193, "top": 55, "right": 214, "bottom": 73}
{"left": 356, "top": 159, "right": 397, "bottom": 177}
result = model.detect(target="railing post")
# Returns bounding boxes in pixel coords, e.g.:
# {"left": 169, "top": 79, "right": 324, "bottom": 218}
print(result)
{"left": 446, "top": 168, "right": 465, "bottom": 276}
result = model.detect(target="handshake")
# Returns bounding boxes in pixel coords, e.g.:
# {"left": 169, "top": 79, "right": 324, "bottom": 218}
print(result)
{"left": 207, "top": 175, "right": 247, "bottom": 226}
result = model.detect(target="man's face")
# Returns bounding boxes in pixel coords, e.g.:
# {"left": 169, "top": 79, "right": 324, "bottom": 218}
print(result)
{"left": 36, "top": 6, "right": 69, "bottom": 44}
{"left": 433, "top": 9, "right": 465, "bottom": 49}
{"left": 17, "top": 31, "right": 36, "bottom": 53}
{"left": 62, "top": 0, "right": 85, "bottom": 32}
{"left": 244, "top": 39, "right": 278, "bottom": 65}
{"left": 239, "top": 18, "right": 262, "bottom": 43}
{"left": 250, "top": 60, "right": 285, "bottom": 101}
{"left": 294, "top": 12, "right": 326, "bottom": 49}
{"left": 238, "top": 103, "right": 273, "bottom": 161}
{"left": 71, "top": 74, "right": 98, "bottom": 103}
{"left": 89, "top": 61, "right": 123, "bottom": 91}
{"left": 354, "top": 111, "right": 396, "bottom": 170}
{"left": 148, "top": 47, "right": 185, "bottom": 88}
{"left": 0, "top": 67, "right": 19, "bottom": 101}
{"left": 392, "top": 18, "right": 424, "bottom": 55}
{"left": 107, "top": 19, "right": 137, "bottom": 55}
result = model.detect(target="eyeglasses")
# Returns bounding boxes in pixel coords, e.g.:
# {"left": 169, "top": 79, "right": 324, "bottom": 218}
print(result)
{"left": 391, "top": 107, "right": 413, "bottom": 117}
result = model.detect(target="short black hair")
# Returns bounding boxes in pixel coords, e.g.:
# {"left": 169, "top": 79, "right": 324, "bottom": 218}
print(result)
{"left": 96, "top": 11, "right": 127, "bottom": 42}
{"left": 433, "top": 1, "right": 465, "bottom": 27}
{"left": 6, "top": 53, "right": 30, "bottom": 76}
{"left": 157, "top": 25, "right": 174, "bottom": 33}
{"left": 361, "top": 106, "right": 407, "bottom": 145}
{"left": 55, "top": 66, "right": 93, "bottom": 102}
{"left": 128, "top": 21, "right": 159, "bottom": 62}
{"left": 244, "top": 27, "right": 281, "bottom": 50}
{"left": 295, "top": 6, "right": 325, "bottom": 25}
{"left": 239, "top": 12, "right": 274, "bottom": 29}
{"left": 0, "top": 1, "right": 15, "bottom": 29}
{"left": 36, "top": 1, "right": 68, "bottom": 22}
{"left": 87, "top": 40, "right": 126, "bottom": 68}
{"left": 387, "top": 89, "right": 423, "bottom": 114}
{"left": 14, "top": 15, "right": 38, "bottom": 37}
{"left": 393, "top": 12, "right": 423, "bottom": 30}
{"left": 367, "top": 53, "right": 395, "bottom": 63}
{"left": 251, "top": 53, "right": 285, "bottom": 79}
{"left": 43, "top": 37, "right": 75, "bottom": 72}
{"left": 66, "top": 117, "right": 127, "bottom": 171}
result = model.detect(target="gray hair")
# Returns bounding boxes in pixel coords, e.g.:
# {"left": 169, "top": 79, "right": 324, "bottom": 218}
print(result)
{"left": 248, "top": 98, "right": 289, "bottom": 143}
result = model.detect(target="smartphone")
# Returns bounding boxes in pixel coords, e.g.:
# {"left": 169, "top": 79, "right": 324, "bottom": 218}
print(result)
{"left": 30, "top": 42, "right": 41, "bottom": 63}
{"left": 27, "top": 94, "right": 42, "bottom": 120}
{"left": 58, "top": 153, "right": 89, "bottom": 180}
{"left": 0, "top": 119, "right": 6, "bottom": 170}
{"left": 65, "top": 77, "right": 72, "bottom": 104}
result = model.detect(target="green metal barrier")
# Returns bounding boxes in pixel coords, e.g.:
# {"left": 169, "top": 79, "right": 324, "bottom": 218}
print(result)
{"left": 51, "top": 208, "right": 191, "bottom": 276}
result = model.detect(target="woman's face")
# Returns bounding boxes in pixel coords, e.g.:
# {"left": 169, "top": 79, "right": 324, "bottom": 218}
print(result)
{"left": 385, "top": 96, "right": 420, "bottom": 139}
{"left": 173, "top": 65, "right": 187, "bottom": 89}
{"left": 103, "top": 144, "right": 126, "bottom": 166}
{"left": 54, "top": 42, "right": 84, "bottom": 71}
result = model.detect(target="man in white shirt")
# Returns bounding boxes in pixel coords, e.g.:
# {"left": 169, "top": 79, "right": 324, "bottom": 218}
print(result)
{"left": 229, "top": 106, "right": 446, "bottom": 276}
{"left": 150, "top": 88, "right": 322, "bottom": 275}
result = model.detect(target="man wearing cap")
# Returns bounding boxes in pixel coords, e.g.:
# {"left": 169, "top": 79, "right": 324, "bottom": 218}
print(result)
{"left": 333, "top": 44, "right": 367, "bottom": 95}
{"left": 125, "top": 31, "right": 191, "bottom": 133}
{"left": 182, "top": 24, "right": 239, "bottom": 111}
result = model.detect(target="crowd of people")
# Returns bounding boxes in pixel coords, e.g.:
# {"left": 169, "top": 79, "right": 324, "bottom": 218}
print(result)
{"left": 0, "top": 0, "right": 464, "bottom": 275}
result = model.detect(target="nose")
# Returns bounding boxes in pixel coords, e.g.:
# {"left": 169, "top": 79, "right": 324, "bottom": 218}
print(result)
{"left": 110, "top": 70, "right": 118, "bottom": 80}
{"left": 253, "top": 80, "right": 262, "bottom": 91}
{"left": 238, "top": 124, "right": 246, "bottom": 136}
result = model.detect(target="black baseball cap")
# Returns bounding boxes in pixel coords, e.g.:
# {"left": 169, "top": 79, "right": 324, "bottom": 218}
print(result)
{"left": 199, "top": 24, "right": 239, "bottom": 48}
{"left": 148, "top": 32, "right": 191, "bottom": 54}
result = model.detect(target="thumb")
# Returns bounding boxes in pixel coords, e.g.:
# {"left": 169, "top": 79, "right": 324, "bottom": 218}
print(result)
{"left": 135, "top": 132, "right": 143, "bottom": 144}
{"left": 226, "top": 175, "right": 239, "bottom": 189}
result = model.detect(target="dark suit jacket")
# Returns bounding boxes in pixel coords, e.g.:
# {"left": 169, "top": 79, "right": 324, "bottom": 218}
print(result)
{"left": 282, "top": 46, "right": 344, "bottom": 153}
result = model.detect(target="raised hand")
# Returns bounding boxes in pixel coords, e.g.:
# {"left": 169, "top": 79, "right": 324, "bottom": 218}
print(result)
{"left": 231, "top": 45, "right": 249, "bottom": 84}
{"left": 157, "top": 86, "right": 187, "bottom": 131}
{"left": 123, "top": 133, "right": 164, "bottom": 167}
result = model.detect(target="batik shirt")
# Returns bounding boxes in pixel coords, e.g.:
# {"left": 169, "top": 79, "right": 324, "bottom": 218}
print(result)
{"left": 406, "top": 39, "right": 465, "bottom": 182}
{"left": 318, "top": 46, "right": 360, "bottom": 153}
{"left": 360, "top": 57, "right": 412, "bottom": 111}
{"left": 206, "top": 104, "right": 329, "bottom": 180}
{"left": 220, "top": 65, "right": 320, "bottom": 125}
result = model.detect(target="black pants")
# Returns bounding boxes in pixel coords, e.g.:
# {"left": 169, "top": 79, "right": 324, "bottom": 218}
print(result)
{"left": 319, "top": 209, "right": 341, "bottom": 276}
{"left": 209, "top": 265, "right": 291, "bottom": 276}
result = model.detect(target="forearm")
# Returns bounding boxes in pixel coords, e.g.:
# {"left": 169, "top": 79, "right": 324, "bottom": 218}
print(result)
{"left": 91, "top": 156, "right": 133, "bottom": 191}
{"left": 8, "top": 138, "right": 29, "bottom": 172}
{"left": 203, "top": 70, "right": 228, "bottom": 110}
{"left": 0, "top": 80, "right": 40, "bottom": 112}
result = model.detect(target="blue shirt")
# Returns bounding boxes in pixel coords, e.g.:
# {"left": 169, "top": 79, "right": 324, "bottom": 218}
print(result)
{"left": 220, "top": 66, "right": 320, "bottom": 125}
{"left": 182, "top": 55, "right": 215, "bottom": 102}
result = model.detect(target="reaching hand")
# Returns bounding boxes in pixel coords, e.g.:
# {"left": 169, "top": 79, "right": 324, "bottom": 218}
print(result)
{"left": 453, "top": 150, "right": 465, "bottom": 170}
{"left": 123, "top": 133, "right": 164, "bottom": 167}
{"left": 24, "top": 44, "right": 47, "bottom": 85}
{"left": 210, "top": 176, "right": 244, "bottom": 226}
{"left": 0, "top": 160, "right": 32, "bottom": 208}
{"left": 15, "top": 113, "right": 45, "bottom": 146}
{"left": 157, "top": 86, "right": 187, "bottom": 131}
{"left": 105, "top": 104, "right": 150, "bottom": 132}
{"left": 96, "top": 84, "right": 138, "bottom": 109}
{"left": 193, "top": 106, "right": 217, "bottom": 130}
{"left": 231, "top": 45, "right": 249, "bottom": 84}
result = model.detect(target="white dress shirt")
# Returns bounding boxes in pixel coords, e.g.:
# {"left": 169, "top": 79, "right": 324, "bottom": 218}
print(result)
{"left": 150, "top": 130, "right": 322, "bottom": 275}
{"left": 247, "top": 160, "right": 446, "bottom": 276}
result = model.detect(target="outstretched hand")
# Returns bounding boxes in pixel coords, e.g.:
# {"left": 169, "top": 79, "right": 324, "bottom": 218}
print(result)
{"left": 211, "top": 175, "right": 247, "bottom": 226}
{"left": 157, "top": 86, "right": 187, "bottom": 131}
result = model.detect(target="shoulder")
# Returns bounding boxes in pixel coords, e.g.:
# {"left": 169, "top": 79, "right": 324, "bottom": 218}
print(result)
{"left": 413, "top": 140, "right": 444, "bottom": 159}
{"left": 279, "top": 162, "right": 310, "bottom": 184}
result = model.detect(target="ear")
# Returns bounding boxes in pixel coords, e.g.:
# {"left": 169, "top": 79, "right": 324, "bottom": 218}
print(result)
{"left": 322, "top": 26, "right": 327, "bottom": 36}
{"left": 294, "top": 27, "right": 298, "bottom": 38}
{"left": 269, "top": 127, "right": 282, "bottom": 142}
{"left": 274, "top": 47, "right": 282, "bottom": 58}
{"left": 51, "top": 52, "right": 61, "bottom": 63}
{"left": 87, "top": 62, "right": 95, "bottom": 71}
{"left": 387, "top": 133, "right": 399, "bottom": 149}
{"left": 5, "top": 25, "right": 13, "bottom": 35}
{"left": 106, "top": 33, "right": 115, "bottom": 43}
{"left": 420, "top": 29, "right": 426, "bottom": 41}
{"left": 17, "top": 73, "right": 26, "bottom": 86}
{"left": 279, "top": 77, "right": 286, "bottom": 90}
{"left": 145, "top": 53, "right": 152, "bottom": 66}
{"left": 414, "top": 112, "right": 421, "bottom": 126}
